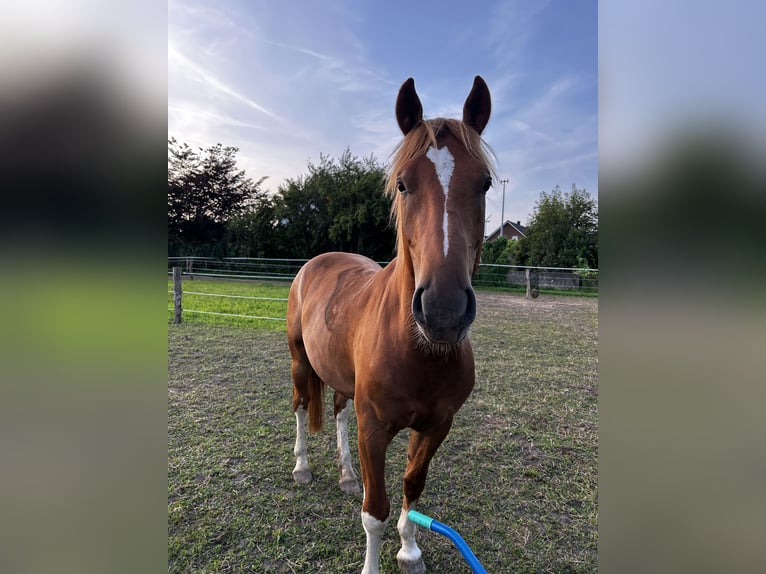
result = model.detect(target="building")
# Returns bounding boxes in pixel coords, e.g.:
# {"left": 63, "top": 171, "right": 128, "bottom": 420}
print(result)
{"left": 485, "top": 220, "right": 527, "bottom": 242}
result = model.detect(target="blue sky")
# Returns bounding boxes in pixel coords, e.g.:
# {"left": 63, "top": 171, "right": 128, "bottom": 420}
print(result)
{"left": 169, "top": 0, "right": 597, "bottom": 232}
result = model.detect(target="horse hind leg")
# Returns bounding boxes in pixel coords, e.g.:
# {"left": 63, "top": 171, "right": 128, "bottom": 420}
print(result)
{"left": 290, "top": 350, "right": 324, "bottom": 484}
{"left": 291, "top": 380, "right": 312, "bottom": 484}
{"left": 334, "top": 392, "right": 360, "bottom": 493}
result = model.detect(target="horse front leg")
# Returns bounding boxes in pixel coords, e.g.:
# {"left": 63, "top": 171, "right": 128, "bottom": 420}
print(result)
{"left": 357, "top": 408, "right": 393, "bottom": 574}
{"left": 396, "top": 421, "right": 453, "bottom": 574}
{"left": 334, "top": 391, "right": 360, "bottom": 493}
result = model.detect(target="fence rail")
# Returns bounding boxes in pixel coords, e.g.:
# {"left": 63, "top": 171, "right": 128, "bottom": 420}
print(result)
{"left": 168, "top": 257, "right": 597, "bottom": 324}
{"left": 179, "top": 309, "right": 287, "bottom": 321}
{"left": 167, "top": 256, "right": 598, "bottom": 292}
{"left": 180, "top": 291, "right": 288, "bottom": 302}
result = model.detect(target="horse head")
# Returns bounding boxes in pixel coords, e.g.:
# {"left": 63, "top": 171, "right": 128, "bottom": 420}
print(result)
{"left": 389, "top": 76, "right": 493, "bottom": 346}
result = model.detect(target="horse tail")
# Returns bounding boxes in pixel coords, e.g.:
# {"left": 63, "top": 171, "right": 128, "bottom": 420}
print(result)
{"left": 307, "top": 369, "right": 325, "bottom": 433}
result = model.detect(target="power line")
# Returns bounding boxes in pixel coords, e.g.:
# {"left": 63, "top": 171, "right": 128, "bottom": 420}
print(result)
{"left": 499, "top": 179, "right": 508, "bottom": 237}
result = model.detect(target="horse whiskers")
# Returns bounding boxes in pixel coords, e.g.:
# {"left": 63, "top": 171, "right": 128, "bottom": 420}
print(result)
{"left": 407, "top": 318, "right": 468, "bottom": 359}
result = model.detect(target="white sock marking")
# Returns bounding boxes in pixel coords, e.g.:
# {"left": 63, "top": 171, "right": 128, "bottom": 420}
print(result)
{"left": 361, "top": 511, "right": 388, "bottom": 574}
{"left": 292, "top": 406, "right": 310, "bottom": 476}
{"left": 396, "top": 504, "right": 423, "bottom": 564}
{"left": 335, "top": 401, "right": 357, "bottom": 483}
{"left": 426, "top": 145, "right": 455, "bottom": 258}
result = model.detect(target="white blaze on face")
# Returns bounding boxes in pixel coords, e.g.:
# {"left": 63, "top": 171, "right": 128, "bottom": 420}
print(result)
{"left": 426, "top": 145, "right": 455, "bottom": 257}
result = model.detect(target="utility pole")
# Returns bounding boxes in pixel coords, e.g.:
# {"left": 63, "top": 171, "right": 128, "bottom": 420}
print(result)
{"left": 499, "top": 178, "right": 508, "bottom": 238}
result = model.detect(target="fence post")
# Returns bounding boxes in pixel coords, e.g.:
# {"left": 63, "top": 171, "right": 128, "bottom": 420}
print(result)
{"left": 526, "top": 268, "right": 539, "bottom": 299}
{"left": 173, "top": 266, "right": 183, "bottom": 324}
{"left": 525, "top": 269, "right": 531, "bottom": 298}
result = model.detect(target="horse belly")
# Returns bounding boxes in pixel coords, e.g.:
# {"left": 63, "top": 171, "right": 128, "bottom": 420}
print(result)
{"left": 302, "top": 324, "right": 356, "bottom": 397}
{"left": 290, "top": 254, "right": 379, "bottom": 398}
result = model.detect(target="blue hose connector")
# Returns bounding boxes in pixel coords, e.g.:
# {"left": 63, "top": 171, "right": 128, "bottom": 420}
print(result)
{"left": 407, "top": 509, "right": 488, "bottom": 574}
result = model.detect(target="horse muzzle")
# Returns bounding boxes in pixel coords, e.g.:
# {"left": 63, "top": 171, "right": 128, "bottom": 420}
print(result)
{"left": 412, "top": 285, "right": 476, "bottom": 345}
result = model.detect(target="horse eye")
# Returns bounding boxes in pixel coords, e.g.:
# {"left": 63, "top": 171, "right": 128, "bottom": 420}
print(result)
{"left": 482, "top": 178, "right": 492, "bottom": 193}
{"left": 396, "top": 178, "right": 407, "bottom": 194}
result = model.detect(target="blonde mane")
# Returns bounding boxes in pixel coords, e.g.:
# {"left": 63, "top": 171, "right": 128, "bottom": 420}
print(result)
{"left": 385, "top": 118, "right": 496, "bottom": 248}
{"left": 386, "top": 118, "right": 495, "bottom": 197}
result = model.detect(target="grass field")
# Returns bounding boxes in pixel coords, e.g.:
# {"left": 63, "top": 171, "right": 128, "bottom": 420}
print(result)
{"left": 166, "top": 277, "right": 595, "bottom": 333}
{"left": 168, "top": 283, "right": 598, "bottom": 573}
{"left": 167, "top": 279, "right": 289, "bottom": 330}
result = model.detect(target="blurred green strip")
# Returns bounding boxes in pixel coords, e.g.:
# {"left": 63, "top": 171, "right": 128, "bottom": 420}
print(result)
{"left": 0, "top": 265, "right": 165, "bottom": 386}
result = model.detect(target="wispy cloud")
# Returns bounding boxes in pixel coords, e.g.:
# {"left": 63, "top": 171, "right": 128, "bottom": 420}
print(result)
{"left": 258, "top": 39, "right": 338, "bottom": 65}
{"left": 256, "top": 36, "right": 393, "bottom": 96}
{"left": 168, "top": 103, "right": 272, "bottom": 132}
{"left": 484, "top": 0, "right": 553, "bottom": 104}
{"left": 169, "top": 44, "right": 280, "bottom": 120}
{"left": 168, "top": 1, "right": 596, "bottom": 224}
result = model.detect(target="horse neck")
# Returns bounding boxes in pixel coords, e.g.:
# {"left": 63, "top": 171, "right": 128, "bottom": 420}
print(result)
{"left": 379, "top": 252, "right": 416, "bottom": 326}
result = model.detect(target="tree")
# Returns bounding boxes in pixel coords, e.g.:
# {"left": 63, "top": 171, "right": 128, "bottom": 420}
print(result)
{"left": 169, "top": 142, "right": 396, "bottom": 260}
{"left": 224, "top": 193, "right": 279, "bottom": 258}
{"left": 324, "top": 151, "right": 392, "bottom": 257}
{"left": 481, "top": 236, "right": 513, "bottom": 265}
{"left": 516, "top": 184, "right": 598, "bottom": 268}
{"left": 272, "top": 173, "right": 332, "bottom": 257}
{"left": 168, "top": 138, "right": 267, "bottom": 251}
{"left": 271, "top": 149, "right": 395, "bottom": 260}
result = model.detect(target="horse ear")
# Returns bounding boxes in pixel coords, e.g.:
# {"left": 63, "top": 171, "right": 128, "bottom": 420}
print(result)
{"left": 462, "top": 76, "right": 491, "bottom": 135}
{"left": 396, "top": 78, "right": 423, "bottom": 135}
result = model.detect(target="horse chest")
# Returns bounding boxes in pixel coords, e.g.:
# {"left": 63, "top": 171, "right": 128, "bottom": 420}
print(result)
{"left": 363, "top": 349, "right": 474, "bottom": 408}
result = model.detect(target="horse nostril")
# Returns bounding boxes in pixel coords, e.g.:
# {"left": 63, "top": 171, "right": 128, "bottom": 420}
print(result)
{"left": 412, "top": 287, "right": 426, "bottom": 326}
{"left": 463, "top": 288, "right": 477, "bottom": 326}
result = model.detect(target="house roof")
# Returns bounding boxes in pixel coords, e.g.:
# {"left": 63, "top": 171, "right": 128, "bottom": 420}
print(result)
{"left": 485, "top": 220, "right": 527, "bottom": 241}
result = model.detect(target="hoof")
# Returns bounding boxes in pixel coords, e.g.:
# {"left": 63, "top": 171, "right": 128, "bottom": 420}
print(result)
{"left": 339, "top": 476, "right": 360, "bottom": 493}
{"left": 397, "top": 557, "right": 426, "bottom": 574}
{"left": 292, "top": 469, "right": 312, "bottom": 484}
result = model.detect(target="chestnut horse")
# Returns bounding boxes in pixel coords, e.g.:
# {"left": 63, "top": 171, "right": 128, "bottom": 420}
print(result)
{"left": 287, "top": 76, "right": 493, "bottom": 574}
